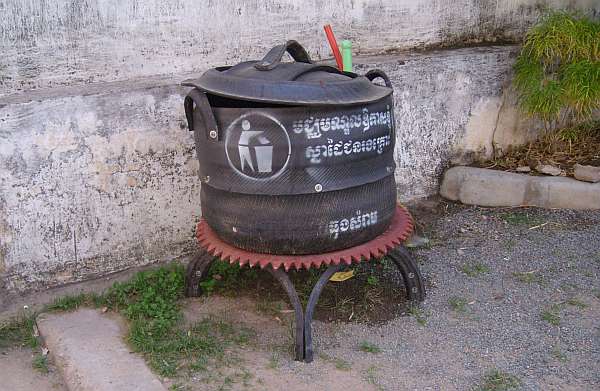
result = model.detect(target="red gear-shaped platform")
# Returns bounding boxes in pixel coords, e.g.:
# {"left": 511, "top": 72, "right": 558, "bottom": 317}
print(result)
{"left": 196, "top": 204, "right": 414, "bottom": 271}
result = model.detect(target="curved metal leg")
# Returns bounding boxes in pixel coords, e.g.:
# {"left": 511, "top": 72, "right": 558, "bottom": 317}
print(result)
{"left": 388, "top": 246, "right": 426, "bottom": 303}
{"left": 267, "top": 267, "right": 305, "bottom": 362}
{"left": 303, "top": 264, "right": 344, "bottom": 363}
{"left": 187, "top": 244, "right": 425, "bottom": 363}
{"left": 185, "top": 249, "right": 215, "bottom": 297}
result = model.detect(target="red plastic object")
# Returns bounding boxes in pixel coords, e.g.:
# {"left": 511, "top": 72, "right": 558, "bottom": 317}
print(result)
{"left": 323, "top": 24, "right": 344, "bottom": 70}
{"left": 196, "top": 205, "right": 414, "bottom": 271}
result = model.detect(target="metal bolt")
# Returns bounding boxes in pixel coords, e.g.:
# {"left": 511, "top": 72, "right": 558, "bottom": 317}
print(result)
{"left": 209, "top": 130, "right": 217, "bottom": 139}
{"left": 408, "top": 272, "right": 415, "bottom": 279}
{"left": 387, "top": 166, "right": 394, "bottom": 173}
{"left": 314, "top": 184, "right": 323, "bottom": 192}
{"left": 202, "top": 175, "right": 210, "bottom": 183}
{"left": 412, "top": 287, "right": 418, "bottom": 293}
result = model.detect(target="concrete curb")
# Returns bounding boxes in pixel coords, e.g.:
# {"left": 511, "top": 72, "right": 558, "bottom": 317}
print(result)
{"left": 37, "top": 309, "right": 166, "bottom": 391}
{"left": 440, "top": 166, "right": 600, "bottom": 209}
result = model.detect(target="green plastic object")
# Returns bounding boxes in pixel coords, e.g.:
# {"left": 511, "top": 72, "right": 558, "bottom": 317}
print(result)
{"left": 341, "top": 40, "right": 352, "bottom": 72}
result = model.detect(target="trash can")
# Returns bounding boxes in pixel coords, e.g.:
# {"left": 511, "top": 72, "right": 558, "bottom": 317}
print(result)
{"left": 183, "top": 40, "right": 397, "bottom": 255}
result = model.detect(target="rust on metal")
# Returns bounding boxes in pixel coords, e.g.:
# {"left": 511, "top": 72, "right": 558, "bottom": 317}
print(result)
{"left": 196, "top": 204, "right": 414, "bottom": 271}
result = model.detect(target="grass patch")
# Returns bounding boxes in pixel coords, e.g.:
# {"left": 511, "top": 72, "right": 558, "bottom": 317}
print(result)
{"left": 199, "top": 260, "right": 258, "bottom": 295}
{"left": 512, "top": 271, "right": 544, "bottom": 285}
{"left": 267, "top": 352, "right": 279, "bottom": 369}
{"left": 478, "top": 369, "right": 521, "bottom": 391}
{"left": 32, "top": 354, "right": 49, "bottom": 374}
{"left": 448, "top": 296, "right": 469, "bottom": 313}
{"left": 566, "top": 297, "right": 588, "bottom": 309}
{"left": 0, "top": 315, "right": 38, "bottom": 350}
{"left": 364, "top": 365, "right": 384, "bottom": 391}
{"left": 541, "top": 307, "right": 561, "bottom": 326}
{"left": 334, "top": 357, "right": 352, "bottom": 371}
{"left": 407, "top": 304, "right": 428, "bottom": 326}
{"left": 99, "top": 263, "right": 253, "bottom": 378}
{"left": 499, "top": 211, "right": 542, "bottom": 226}
{"left": 46, "top": 293, "right": 104, "bottom": 312}
{"left": 460, "top": 263, "right": 490, "bottom": 277}
{"left": 359, "top": 340, "right": 381, "bottom": 354}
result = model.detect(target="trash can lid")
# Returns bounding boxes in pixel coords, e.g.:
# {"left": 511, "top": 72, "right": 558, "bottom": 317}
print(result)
{"left": 182, "top": 40, "right": 392, "bottom": 106}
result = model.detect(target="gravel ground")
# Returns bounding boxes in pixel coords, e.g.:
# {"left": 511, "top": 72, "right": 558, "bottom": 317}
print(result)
{"left": 8, "top": 201, "right": 597, "bottom": 391}
{"left": 177, "top": 201, "right": 600, "bottom": 391}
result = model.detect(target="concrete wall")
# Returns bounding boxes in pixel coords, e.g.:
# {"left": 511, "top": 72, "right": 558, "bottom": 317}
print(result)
{"left": 2, "top": 0, "right": 598, "bottom": 96}
{"left": 1, "top": 0, "right": 598, "bottom": 302}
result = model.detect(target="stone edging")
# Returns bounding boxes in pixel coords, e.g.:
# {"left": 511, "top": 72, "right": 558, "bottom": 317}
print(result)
{"left": 440, "top": 166, "right": 600, "bottom": 210}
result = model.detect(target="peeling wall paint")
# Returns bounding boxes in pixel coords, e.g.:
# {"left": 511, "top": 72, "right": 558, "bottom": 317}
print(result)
{"left": 0, "top": 85, "right": 200, "bottom": 293}
{"left": 1, "top": 0, "right": 597, "bottom": 96}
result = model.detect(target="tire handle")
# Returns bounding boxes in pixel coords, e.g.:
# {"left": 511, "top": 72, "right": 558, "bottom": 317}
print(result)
{"left": 364, "top": 69, "right": 394, "bottom": 89}
{"left": 254, "top": 40, "right": 312, "bottom": 71}
{"left": 184, "top": 88, "right": 219, "bottom": 141}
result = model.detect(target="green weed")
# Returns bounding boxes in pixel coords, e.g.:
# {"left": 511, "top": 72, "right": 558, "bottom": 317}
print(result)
{"left": 512, "top": 271, "right": 544, "bottom": 285}
{"left": 0, "top": 315, "right": 38, "bottom": 349}
{"left": 541, "top": 307, "right": 561, "bottom": 326}
{"left": 102, "top": 264, "right": 252, "bottom": 377}
{"left": 448, "top": 296, "right": 469, "bottom": 313}
{"left": 47, "top": 293, "right": 104, "bottom": 312}
{"left": 364, "top": 365, "right": 384, "bottom": 391}
{"left": 366, "top": 275, "right": 379, "bottom": 287}
{"left": 199, "top": 260, "right": 258, "bottom": 295}
{"left": 334, "top": 358, "right": 352, "bottom": 371}
{"left": 514, "top": 11, "right": 600, "bottom": 129}
{"left": 566, "top": 297, "right": 588, "bottom": 309}
{"left": 460, "top": 263, "right": 490, "bottom": 277}
{"left": 359, "top": 340, "right": 381, "bottom": 354}
{"left": 407, "top": 304, "right": 428, "bottom": 326}
{"left": 499, "top": 211, "right": 542, "bottom": 226}
{"left": 478, "top": 369, "right": 521, "bottom": 391}
{"left": 32, "top": 354, "right": 49, "bottom": 374}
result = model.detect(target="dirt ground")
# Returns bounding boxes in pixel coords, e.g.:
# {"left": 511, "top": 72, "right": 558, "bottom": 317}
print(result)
{"left": 3, "top": 201, "right": 599, "bottom": 391}
{"left": 0, "top": 348, "right": 66, "bottom": 391}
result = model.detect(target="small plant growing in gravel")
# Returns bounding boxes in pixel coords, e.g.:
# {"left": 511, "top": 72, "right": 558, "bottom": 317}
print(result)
{"left": 514, "top": 10, "right": 600, "bottom": 131}
{"left": 366, "top": 275, "right": 379, "bottom": 287}
{"left": 479, "top": 369, "right": 521, "bottom": 391}
{"left": 566, "top": 297, "right": 588, "bottom": 309}
{"left": 512, "top": 271, "right": 544, "bottom": 285}
{"left": 32, "top": 354, "right": 49, "bottom": 374}
{"left": 499, "top": 211, "right": 543, "bottom": 227}
{"left": 541, "top": 307, "right": 561, "bottom": 326}
{"left": 448, "top": 296, "right": 469, "bottom": 313}
{"left": 407, "top": 304, "right": 428, "bottom": 326}
{"left": 334, "top": 358, "right": 352, "bottom": 371}
{"left": 359, "top": 340, "right": 382, "bottom": 353}
{"left": 460, "top": 262, "right": 490, "bottom": 277}
{"left": 364, "top": 365, "right": 384, "bottom": 390}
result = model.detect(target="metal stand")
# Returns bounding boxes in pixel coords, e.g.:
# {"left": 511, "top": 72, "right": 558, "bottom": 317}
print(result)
{"left": 185, "top": 244, "right": 425, "bottom": 363}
